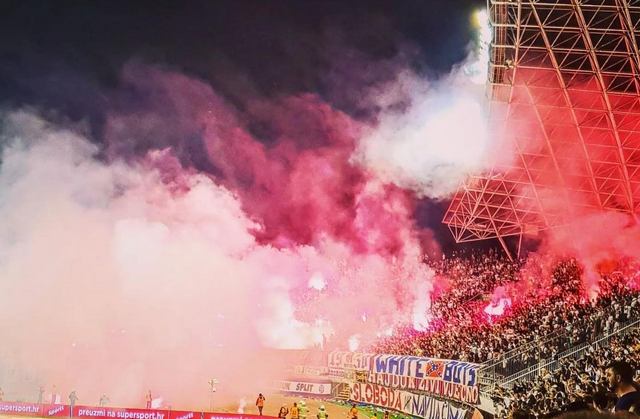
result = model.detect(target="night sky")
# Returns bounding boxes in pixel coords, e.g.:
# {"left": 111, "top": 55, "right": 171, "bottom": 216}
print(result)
{"left": 0, "top": 0, "right": 498, "bottom": 253}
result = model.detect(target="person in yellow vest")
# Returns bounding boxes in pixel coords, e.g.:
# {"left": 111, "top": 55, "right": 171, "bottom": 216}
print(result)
{"left": 317, "top": 405, "right": 328, "bottom": 419}
{"left": 299, "top": 401, "right": 308, "bottom": 419}
{"left": 256, "top": 394, "right": 266, "bottom": 415}
{"left": 349, "top": 404, "right": 358, "bottom": 419}
{"left": 291, "top": 403, "right": 299, "bottom": 419}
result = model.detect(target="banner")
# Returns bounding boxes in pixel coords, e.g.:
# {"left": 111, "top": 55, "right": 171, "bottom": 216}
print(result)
{"left": 443, "top": 361, "right": 478, "bottom": 387}
{"left": 369, "top": 372, "right": 479, "bottom": 404}
{"left": 292, "top": 366, "right": 328, "bottom": 377}
{"left": 0, "top": 402, "right": 274, "bottom": 419}
{"left": 0, "top": 402, "right": 42, "bottom": 416}
{"left": 203, "top": 414, "right": 274, "bottom": 419}
{"left": 402, "top": 391, "right": 469, "bottom": 419}
{"left": 351, "top": 383, "right": 468, "bottom": 419}
{"left": 327, "top": 351, "right": 373, "bottom": 370}
{"left": 75, "top": 406, "right": 168, "bottom": 419}
{"left": 168, "top": 410, "right": 199, "bottom": 419}
{"left": 44, "top": 404, "right": 71, "bottom": 417}
{"left": 354, "top": 370, "right": 368, "bottom": 383}
{"left": 277, "top": 380, "right": 332, "bottom": 395}
{"left": 326, "top": 367, "right": 354, "bottom": 383}
{"left": 371, "top": 356, "right": 478, "bottom": 385}
{"left": 367, "top": 354, "right": 479, "bottom": 404}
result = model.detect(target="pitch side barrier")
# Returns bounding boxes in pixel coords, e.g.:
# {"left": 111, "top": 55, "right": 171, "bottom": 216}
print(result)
{"left": 0, "top": 401, "right": 277, "bottom": 419}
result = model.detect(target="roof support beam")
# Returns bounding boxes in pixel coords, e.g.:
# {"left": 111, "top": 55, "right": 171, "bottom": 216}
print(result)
{"left": 571, "top": 0, "right": 635, "bottom": 211}
{"left": 527, "top": 0, "right": 605, "bottom": 209}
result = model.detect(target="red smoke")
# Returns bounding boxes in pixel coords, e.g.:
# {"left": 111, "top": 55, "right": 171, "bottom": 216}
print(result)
{"left": 0, "top": 62, "right": 445, "bottom": 408}
{"left": 107, "top": 64, "right": 421, "bottom": 257}
{"left": 481, "top": 69, "right": 640, "bottom": 305}
{"left": 200, "top": 94, "right": 418, "bottom": 256}
{"left": 6, "top": 36, "right": 640, "bottom": 411}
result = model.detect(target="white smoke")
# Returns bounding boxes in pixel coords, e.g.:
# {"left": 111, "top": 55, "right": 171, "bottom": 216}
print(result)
{"left": 237, "top": 398, "right": 247, "bottom": 414}
{"left": 0, "top": 111, "right": 299, "bottom": 405}
{"left": 347, "top": 335, "right": 360, "bottom": 352}
{"left": 307, "top": 272, "right": 326, "bottom": 291}
{"left": 411, "top": 276, "right": 433, "bottom": 331}
{"left": 0, "top": 110, "right": 436, "bottom": 405}
{"left": 354, "top": 9, "right": 497, "bottom": 199}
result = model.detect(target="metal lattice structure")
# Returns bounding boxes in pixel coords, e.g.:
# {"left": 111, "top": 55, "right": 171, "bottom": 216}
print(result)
{"left": 443, "top": 0, "right": 640, "bottom": 255}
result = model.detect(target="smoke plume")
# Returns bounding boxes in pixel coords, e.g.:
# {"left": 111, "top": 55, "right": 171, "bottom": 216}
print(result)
{"left": 0, "top": 8, "right": 508, "bottom": 409}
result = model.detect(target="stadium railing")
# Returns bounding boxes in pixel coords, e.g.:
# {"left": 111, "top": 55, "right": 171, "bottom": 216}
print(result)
{"left": 477, "top": 326, "right": 573, "bottom": 386}
{"left": 480, "top": 316, "right": 640, "bottom": 390}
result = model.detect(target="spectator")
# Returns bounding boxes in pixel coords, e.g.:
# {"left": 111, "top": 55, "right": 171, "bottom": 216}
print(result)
{"left": 606, "top": 360, "right": 640, "bottom": 412}
{"left": 591, "top": 391, "right": 612, "bottom": 413}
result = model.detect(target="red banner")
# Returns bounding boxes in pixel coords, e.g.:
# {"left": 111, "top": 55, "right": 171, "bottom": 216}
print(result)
{"left": 0, "top": 401, "right": 274, "bottom": 419}
{"left": 75, "top": 406, "right": 168, "bottom": 419}
{"left": 168, "top": 411, "right": 198, "bottom": 419}
{"left": 0, "top": 402, "right": 43, "bottom": 416}
{"left": 203, "top": 414, "right": 273, "bottom": 419}
{"left": 43, "top": 404, "right": 71, "bottom": 417}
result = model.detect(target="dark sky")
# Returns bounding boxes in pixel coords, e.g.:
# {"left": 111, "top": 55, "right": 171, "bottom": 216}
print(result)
{"left": 0, "top": 0, "right": 499, "bottom": 253}
{"left": 0, "top": 0, "right": 483, "bottom": 112}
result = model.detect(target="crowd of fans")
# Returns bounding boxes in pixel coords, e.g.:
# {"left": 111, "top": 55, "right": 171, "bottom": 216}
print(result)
{"left": 374, "top": 255, "right": 640, "bottom": 366}
{"left": 369, "top": 251, "right": 640, "bottom": 417}
{"left": 428, "top": 249, "right": 522, "bottom": 314}
{"left": 493, "top": 284, "right": 639, "bottom": 373}
{"left": 494, "top": 329, "right": 640, "bottom": 417}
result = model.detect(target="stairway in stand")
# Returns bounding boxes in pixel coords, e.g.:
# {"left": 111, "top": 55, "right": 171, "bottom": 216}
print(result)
{"left": 333, "top": 384, "right": 351, "bottom": 401}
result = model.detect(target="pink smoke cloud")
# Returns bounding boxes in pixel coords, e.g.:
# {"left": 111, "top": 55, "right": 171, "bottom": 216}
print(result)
{"left": 0, "top": 17, "right": 512, "bottom": 407}
{"left": 0, "top": 91, "right": 436, "bottom": 409}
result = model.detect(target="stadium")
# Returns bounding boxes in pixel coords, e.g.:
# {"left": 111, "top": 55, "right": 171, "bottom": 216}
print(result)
{"left": 2, "top": 1, "right": 640, "bottom": 419}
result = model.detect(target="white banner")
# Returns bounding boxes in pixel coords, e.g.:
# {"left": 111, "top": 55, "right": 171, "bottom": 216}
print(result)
{"left": 328, "top": 351, "right": 374, "bottom": 370}
{"left": 351, "top": 382, "right": 468, "bottom": 419}
{"left": 277, "top": 381, "right": 331, "bottom": 395}
{"left": 329, "top": 352, "right": 480, "bottom": 404}
{"left": 293, "top": 366, "right": 329, "bottom": 376}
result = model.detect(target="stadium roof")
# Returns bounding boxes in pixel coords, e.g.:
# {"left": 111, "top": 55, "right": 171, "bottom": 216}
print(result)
{"left": 443, "top": 0, "right": 640, "bottom": 257}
